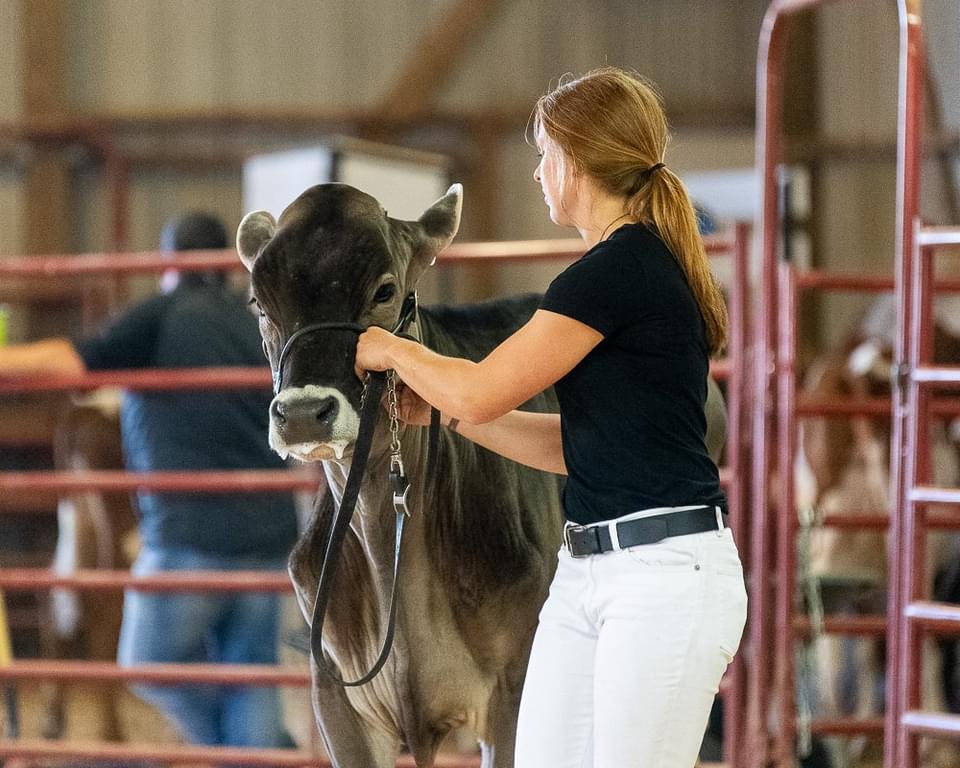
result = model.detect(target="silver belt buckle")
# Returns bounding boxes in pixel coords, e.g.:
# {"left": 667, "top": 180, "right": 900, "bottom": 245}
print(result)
{"left": 563, "top": 523, "right": 589, "bottom": 558}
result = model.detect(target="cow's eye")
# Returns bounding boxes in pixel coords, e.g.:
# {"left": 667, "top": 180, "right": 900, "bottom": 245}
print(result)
{"left": 249, "top": 297, "right": 267, "bottom": 319}
{"left": 373, "top": 284, "right": 396, "bottom": 304}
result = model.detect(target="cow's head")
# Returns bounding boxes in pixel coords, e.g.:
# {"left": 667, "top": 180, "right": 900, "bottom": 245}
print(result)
{"left": 237, "top": 182, "right": 462, "bottom": 462}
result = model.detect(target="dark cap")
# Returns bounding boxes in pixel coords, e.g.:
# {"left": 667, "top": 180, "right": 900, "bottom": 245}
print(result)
{"left": 160, "top": 212, "right": 228, "bottom": 252}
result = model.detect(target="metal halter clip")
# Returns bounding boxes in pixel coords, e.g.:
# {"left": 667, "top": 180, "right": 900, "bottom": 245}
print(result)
{"left": 389, "top": 453, "right": 411, "bottom": 517}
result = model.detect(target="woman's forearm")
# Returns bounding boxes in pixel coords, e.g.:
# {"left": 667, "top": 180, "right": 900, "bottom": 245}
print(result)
{"left": 386, "top": 339, "right": 503, "bottom": 423}
{"left": 448, "top": 410, "right": 566, "bottom": 475}
{"left": 0, "top": 338, "right": 86, "bottom": 376}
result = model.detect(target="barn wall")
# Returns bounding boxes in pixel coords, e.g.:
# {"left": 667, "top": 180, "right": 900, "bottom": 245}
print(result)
{"left": 50, "top": 0, "right": 769, "bottom": 256}
{"left": 0, "top": 0, "right": 24, "bottom": 260}
{"left": 0, "top": 0, "right": 956, "bottom": 345}
{"left": 813, "top": 0, "right": 960, "bottom": 349}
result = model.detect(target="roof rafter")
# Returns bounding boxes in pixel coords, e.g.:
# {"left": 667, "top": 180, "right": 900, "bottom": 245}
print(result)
{"left": 377, "top": 0, "right": 505, "bottom": 121}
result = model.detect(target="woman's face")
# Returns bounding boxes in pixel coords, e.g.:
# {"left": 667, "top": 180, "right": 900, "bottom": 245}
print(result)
{"left": 534, "top": 128, "right": 576, "bottom": 227}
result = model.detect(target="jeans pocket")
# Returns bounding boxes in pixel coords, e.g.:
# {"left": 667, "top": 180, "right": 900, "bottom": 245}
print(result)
{"left": 623, "top": 537, "right": 700, "bottom": 571}
{"left": 716, "top": 571, "right": 748, "bottom": 663}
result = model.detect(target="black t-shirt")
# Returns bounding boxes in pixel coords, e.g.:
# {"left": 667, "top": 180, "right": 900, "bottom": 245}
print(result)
{"left": 540, "top": 223, "right": 725, "bottom": 525}
{"left": 76, "top": 284, "right": 298, "bottom": 558}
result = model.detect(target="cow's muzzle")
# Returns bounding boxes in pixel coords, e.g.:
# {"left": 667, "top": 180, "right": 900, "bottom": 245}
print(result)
{"left": 268, "top": 386, "right": 359, "bottom": 461}
{"left": 271, "top": 394, "right": 338, "bottom": 433}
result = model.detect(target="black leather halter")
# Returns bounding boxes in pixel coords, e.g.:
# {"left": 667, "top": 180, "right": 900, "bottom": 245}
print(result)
{"left": 271, "top": 293, "right": 418, "bottom": 394}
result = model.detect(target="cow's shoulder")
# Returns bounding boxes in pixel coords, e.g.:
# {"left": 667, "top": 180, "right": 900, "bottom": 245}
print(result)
{"left": 419, "top": 293, "right": 544, "bottom": 362}
{"left": 414, "top": 294, "right": 563, "bottom": 616}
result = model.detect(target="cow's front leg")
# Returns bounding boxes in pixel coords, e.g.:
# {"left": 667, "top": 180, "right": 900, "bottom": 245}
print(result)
{"left": 479, "top": 676, "right": 524, "bottom": 768}
{"left": 311, "top": 662, "right": 398, "bottom": 768}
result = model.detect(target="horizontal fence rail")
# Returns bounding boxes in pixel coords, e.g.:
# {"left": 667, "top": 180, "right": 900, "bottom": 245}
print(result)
{"left": 0, "top": 229, "right": 748, "bottom": 767}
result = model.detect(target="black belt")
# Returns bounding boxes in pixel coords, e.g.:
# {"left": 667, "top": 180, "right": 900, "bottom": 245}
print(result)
{"left": 563, "top": 506, "right": 726, "bottom": 558}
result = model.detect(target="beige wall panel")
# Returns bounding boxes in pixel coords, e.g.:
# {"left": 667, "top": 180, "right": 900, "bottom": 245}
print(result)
{"left": 62, "top": 0, "right": 768, "bottom": 115}
{"left": 0, "top": 178, "right": 24, "bottom": 255}
{"left": 72, "top": 170, "right": 109, "bottom": 254}
{"left": 812, "top": 1, "right": 958, "bottom": 350}
{"left": 817, "top": 4, "right": 899, "bottom": 142}
{"left": 816, "top": 160, "right": 897, "bottom": 349}
{"left": 440, "top": 0, "right": 764, "bottom": 117}
{"left": 72, "top": 170, "right": 239, "bottom": 254}
{"left": 927, "top": 0, "right": 960, "bottom": 129}
{"left": 0, "top": 0, "right": 22, "bottom": 120}
{"left": 67, "top": 0, "right": 453, "bottom": 111}
{"left": 925, "top": 0, "right": 960, "bottom": 226}
{"left": 68, "top": 0, "right": 162, "bottom": 110}
{"left": 129, "top": 173, "right": 243, "bottom": 253}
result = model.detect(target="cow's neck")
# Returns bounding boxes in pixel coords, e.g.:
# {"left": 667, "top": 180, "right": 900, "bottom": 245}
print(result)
{"left": 319, "top": 429, "right": 430, "bottom": 558}
{"left": 320, "top": 425, "right": 430, "bottom": 509}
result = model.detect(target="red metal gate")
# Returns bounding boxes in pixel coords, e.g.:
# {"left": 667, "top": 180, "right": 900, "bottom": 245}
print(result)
{"left": 751, "top": 2, "right": 960, "bottom": 767}
{"left": 0, "top": 230, "right": 749, "bottom": 766}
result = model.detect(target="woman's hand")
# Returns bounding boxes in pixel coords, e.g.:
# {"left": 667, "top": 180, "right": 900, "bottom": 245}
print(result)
{"left": 355, "top": 326, "right": 399, "bottom": 379}
{"left": 391, "top": 381, "right": 433, "bottom": 427}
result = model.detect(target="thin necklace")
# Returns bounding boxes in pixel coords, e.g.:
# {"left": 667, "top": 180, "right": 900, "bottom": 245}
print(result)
{"left": 599, "top": 213, "right": 632, "bottom": 242}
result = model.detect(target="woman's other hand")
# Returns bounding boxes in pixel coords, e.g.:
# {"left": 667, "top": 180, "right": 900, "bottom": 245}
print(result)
{"left": 392, "top": 381, "right": 433, "bottom": 427}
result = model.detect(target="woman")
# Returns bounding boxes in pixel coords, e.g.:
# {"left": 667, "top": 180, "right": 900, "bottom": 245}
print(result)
{"left": 356, "top": 66, "right": 747, "bottom": 768}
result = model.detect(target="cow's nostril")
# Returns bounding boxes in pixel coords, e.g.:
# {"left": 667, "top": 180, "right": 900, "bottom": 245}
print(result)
{"left": 314, "top": 397, "right": 337, "bottom": 423}
{"left": 271, "top": 400, "right": 287, "bottom": 425}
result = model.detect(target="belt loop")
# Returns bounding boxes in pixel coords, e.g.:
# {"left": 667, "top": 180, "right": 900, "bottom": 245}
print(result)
{"left": 608, "top": 520, "right": 622, "bottom": 551}
{"left": 715, "top": 505, "right": 724, "bottom": 535}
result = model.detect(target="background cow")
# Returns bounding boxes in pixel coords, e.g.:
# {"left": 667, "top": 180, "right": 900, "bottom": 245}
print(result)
{"left": 237, "top": 182, "right": 729, "bottom": 767}
{"left": 40, "top": 390, "right": 138, "bottom": 741}
{"left": 36, "top": 392, "right": 190, "bottom": 748}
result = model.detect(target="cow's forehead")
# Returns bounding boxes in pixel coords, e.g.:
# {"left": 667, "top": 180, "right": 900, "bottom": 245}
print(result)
{"left": 280, "top": 184, "right": 385, "bottom": 230}
{"left": 250, "top": 185, "right": 408, "bottom": 314}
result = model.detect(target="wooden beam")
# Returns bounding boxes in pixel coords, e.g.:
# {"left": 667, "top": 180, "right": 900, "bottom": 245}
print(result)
{"left": 21, "top": 0, "right": 71, "bottom": 256}
{"left": 377, "top": 0, "right": 504, "bottom": 121}
{"left": 455, "top": 119, "right": 500, "bottom": 301}
{"left": 22, "top": 0, "right": 66, "bottom": 116}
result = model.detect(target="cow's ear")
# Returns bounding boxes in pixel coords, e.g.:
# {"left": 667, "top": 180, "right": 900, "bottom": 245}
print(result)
{"left": 236, "top": 211, "right": 277, "bottom": 272}
{"left": 417, "top": 183, "right": 462, "bottom": 265}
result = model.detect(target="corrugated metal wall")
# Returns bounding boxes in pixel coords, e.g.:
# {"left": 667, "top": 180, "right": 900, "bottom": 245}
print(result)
{"left": 62, "top": 0, "right": 762, "bottom": 116}
{"left": 0, "top": 0, "right": 957, "bottom": 342}
{"left": 31, "top": 0, "right": 769, "bottom": 255}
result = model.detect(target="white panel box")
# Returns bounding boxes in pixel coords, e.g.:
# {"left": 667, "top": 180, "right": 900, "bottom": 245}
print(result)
{"left": 242, "top": 138, "right": 451, "bottom": 222}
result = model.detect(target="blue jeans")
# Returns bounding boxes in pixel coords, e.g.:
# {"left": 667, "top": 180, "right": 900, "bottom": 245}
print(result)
{"left": 118, "top": 546, "right": 294, "bottom": 748}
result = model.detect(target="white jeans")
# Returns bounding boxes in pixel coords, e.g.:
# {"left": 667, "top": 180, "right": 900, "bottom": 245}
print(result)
{"left": 515, "top": 517, "right": 747, "bottom": 768}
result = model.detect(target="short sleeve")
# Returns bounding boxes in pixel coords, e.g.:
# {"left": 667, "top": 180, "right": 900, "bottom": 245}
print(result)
{"left": 539, "top": 241, "right": 646, "bottom": 337}
{"left": 76, "top": 293, "right": 171, "bottom": 370}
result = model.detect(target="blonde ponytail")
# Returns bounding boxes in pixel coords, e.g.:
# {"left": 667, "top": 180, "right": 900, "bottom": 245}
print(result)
{"left": 532, "top": 66, "right": 729, "bottom": 355}
{"left": 629, "top": 168, "right": 728, "bottom": 355}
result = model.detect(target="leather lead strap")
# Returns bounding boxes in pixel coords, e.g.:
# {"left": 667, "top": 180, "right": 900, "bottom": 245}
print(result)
{"left": 308, "top": 293, "right": 440, "bottom": 687}
{"left": 310, "top": 371, "right": 403, "bottom": 685}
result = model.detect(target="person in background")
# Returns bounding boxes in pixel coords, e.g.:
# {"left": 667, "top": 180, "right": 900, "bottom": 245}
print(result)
{"left": 355, "top": 67, "right": 747, "bottom": 768}
{"left": 0, "top": 212, "right": 298, "bottom": 749}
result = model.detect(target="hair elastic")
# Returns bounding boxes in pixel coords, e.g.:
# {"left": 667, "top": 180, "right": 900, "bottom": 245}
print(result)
{"left": 629, "top": 162, "right": 667, "bottom": 194}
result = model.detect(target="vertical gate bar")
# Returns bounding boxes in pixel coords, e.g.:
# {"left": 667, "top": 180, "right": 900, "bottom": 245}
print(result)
{"left": 751, "top": 6, "right": 786, "bottom": 762}
{"left": 775, "top": 261, "right": 799, "bottom": 767}
{"left": 886, "top": 3, "right": 925, "bottom": 768}
{"left": 725, "top": 222, "right": 751, "bottom": 768}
